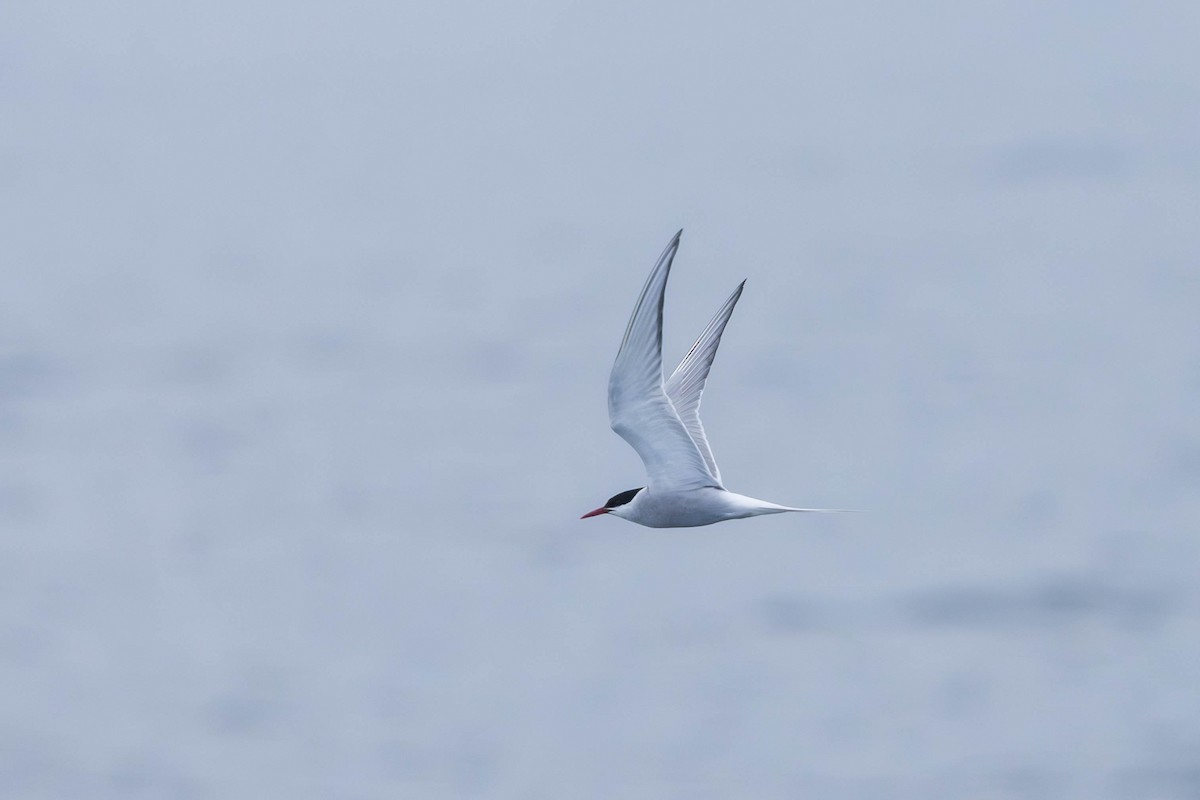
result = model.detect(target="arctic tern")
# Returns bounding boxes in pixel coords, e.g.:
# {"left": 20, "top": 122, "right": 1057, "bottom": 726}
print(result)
{"left": 581, "top": 230, "right": 843, "bottom": 527}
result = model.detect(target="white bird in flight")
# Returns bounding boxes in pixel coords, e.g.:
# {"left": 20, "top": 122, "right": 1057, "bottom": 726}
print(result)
{"left": 581, "top": 230, "right": 845, "bottom": 527}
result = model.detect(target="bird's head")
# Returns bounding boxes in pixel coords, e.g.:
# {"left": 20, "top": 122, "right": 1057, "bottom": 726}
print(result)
{"left": 580, "top": 487, "right": 644, "bottom": 520}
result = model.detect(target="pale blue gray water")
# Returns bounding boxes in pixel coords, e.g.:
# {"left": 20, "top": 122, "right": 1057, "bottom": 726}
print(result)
{"left": 2, "top": 2, "right": 1199, "bottom": 798}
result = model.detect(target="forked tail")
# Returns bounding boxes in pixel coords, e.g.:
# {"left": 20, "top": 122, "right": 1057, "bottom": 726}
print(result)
{"left": 736, "top": 496, "right": 859, "bottom": 517}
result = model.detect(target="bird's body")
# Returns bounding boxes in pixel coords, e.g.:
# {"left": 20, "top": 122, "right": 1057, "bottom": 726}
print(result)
{"left": 601, "top": 486, "right": 814, "bottom": 528}
{"left": 581, "top": 230, "right": 844, "bottom": 528}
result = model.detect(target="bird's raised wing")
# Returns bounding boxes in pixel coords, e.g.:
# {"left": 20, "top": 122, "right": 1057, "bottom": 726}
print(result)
{"left": 664, "top": 280, "right": 744, "bottom": 487}
{"left": 608, "top": 231, "right": 719, "bottom": 492}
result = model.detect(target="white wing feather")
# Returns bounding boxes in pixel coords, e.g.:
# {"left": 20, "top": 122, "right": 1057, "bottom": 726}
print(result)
{"left": 664, "top": 280, "right": 744, "bottom": 487}
{"left": 608, "top": 231, "right": 719, "bottom": 492}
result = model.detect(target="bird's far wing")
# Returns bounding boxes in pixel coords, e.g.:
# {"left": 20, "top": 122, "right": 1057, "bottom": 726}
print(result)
{"left": 608, "top": 231, "right": 718, "bottom": 492}
{"left": 664, "top": 280, "right": 744, "bottom": 487}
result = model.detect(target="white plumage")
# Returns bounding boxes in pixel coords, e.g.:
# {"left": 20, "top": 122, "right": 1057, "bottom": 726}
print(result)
{"left": 582, "top": 230, "right": 845, "bottom": 528}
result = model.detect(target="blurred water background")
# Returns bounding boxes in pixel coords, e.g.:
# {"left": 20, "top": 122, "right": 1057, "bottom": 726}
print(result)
{"left": 2, "top": 2, "right": 1199, "bottom": 798}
